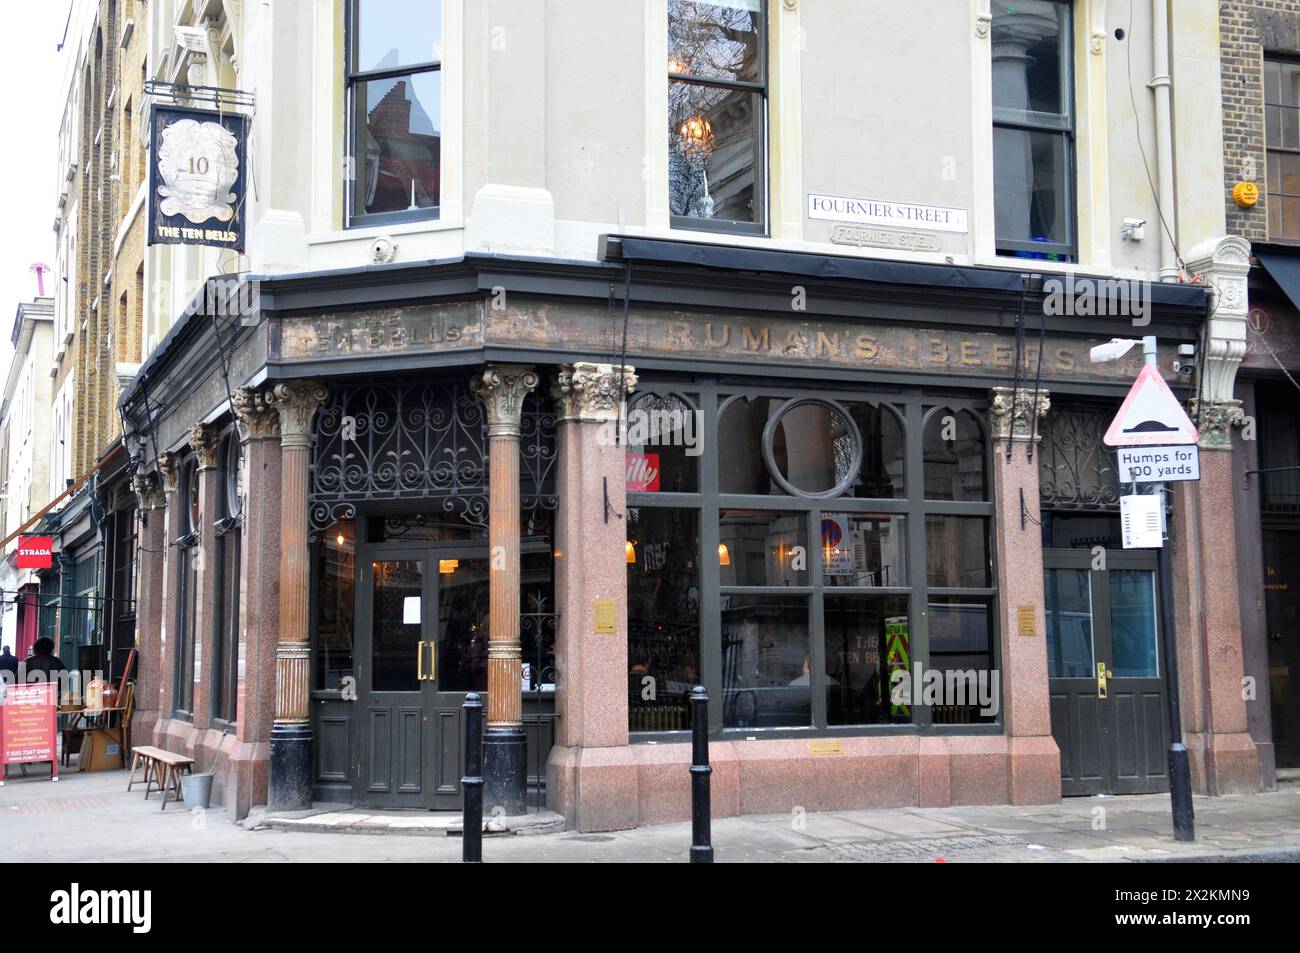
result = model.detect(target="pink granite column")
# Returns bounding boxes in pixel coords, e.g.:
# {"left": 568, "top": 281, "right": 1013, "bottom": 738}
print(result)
{"left": 152, "top": 451, "right": 181, "bottom": 741}
{"left": 986, "top": 387, "right": 1060, "bottom": 804}
{"left": 129, "top": 471, "right": 166, "bottom": 747}
{"left": 265, "top": 380, "right": 328, "bottom": 811}
{"left": 546, "top": 362, "right": 639, "bottom": 830}
{"left": 1169, "top": 400, "right": 1259, "bottom": 795}
{"left": 188, "top": 423, "right": 222, "bottom": 732}
{"left": 226, "top": 386, "right": 283, "bottom": 817}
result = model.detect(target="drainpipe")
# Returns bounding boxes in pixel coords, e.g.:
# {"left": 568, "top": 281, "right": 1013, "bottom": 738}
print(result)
{"left": 1150, "top": 0, "right": 1178, "bottom": 282}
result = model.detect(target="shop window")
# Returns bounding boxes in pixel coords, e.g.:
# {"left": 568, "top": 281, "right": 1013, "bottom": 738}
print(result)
{"left": 923, "top": 407, "right": 987, "bottom": 501}
{"left": 668, "top": 0, "right": 767, "bottom": 234}
{"left": 719, "top": 509, "right": 806, "bottom": 586}
{"left": 992, "top": 0, "right": 1075, "bottom": 261}
{"left": 212, "top": 432, "right": 242, "bottom": 724}
{"left": 626, "top": 392, "right": 700, "bottom": 494}
{"left": 1266, "top": 57, "right": 1300, "bottom": 241}
{"left": 627, "top": 507, "right": 701, "bottom": 732}
{"left": 346, "top": 0, "right": 442, "bottom": 226}
{"left": 316, "top": 519, "right": 356, "bottom": 691}
{"left": 722, "top": 595, "right": 810, "bottom": 728}
{"left": 173, "top": 456, "right": 199, "bottom": 716}
{"left": 628, "top": 380, "right": 996, "bottom": 735}
{"left": 719, "top": 396, "right": 904, "bottom": 498}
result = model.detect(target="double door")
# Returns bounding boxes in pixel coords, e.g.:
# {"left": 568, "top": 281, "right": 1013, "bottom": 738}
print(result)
{"left": 356, "top": 545, "right": 489, "bottom": 809}
{"left": 1044, "top": 550, "right": 1168, "bottom": 796}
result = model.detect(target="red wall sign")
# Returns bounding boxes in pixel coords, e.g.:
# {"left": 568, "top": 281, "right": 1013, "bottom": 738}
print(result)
{"left": 16, "top": 536, "right": 53, "bottom": 570}
{"left": 0, "top": 682, "right": 59, "bottom": 781}
{"left": 627, "top": 452, "right": 661, "bottom": 492}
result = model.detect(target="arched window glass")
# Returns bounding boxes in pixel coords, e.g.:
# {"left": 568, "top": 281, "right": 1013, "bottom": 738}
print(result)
{"left": 923, "top": 408, "right": 987, "bottom": 502}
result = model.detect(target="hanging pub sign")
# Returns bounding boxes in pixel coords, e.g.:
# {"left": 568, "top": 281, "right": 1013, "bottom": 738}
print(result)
{"left": 16, "top": 536, "right": 53, "bottom": 570}
{"left": 148, "top": 105, "right": 249, "bottom": 251}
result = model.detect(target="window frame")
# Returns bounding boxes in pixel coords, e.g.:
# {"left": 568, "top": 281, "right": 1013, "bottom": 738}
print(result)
{"left": 172, "top": 455, "right": 199, "bottom": 720}
{"left": 627, "top": 378, "right": 1000, "bottom": 741}
{"left": 667, "top": 0, "right": 770, "bottom": 236}
{"left": 211, "top": 431, "right": 242, "bottom": 727}
{"left": 1265, "top": 55, "right": 1300, "bottom": 243}
{"left": 343, "top": 0, "right": 444, "bottom": 229}
{"left": 991, "top": 0, "right": 1077, "bottom": 262}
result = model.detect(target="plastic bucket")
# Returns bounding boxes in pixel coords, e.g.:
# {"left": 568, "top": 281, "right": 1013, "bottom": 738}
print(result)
{"left": 180, "top": 772, "right": 214, "bottom": 809}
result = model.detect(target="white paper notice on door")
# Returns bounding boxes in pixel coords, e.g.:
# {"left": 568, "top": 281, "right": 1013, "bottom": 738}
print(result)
{"left": 1120, "top": 494, "right": 1163, "bottom": 549}
{"left": 403, "top": 596, "right": 421, "bottom": 624}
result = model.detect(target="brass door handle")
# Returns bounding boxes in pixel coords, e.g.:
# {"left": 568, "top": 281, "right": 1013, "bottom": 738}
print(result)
{"left": 1096, "top": 662, "right": 1110, "bottom": 698}
{"left": 428, "top": 639, "right": 437, "bottom": 681}
{"left": 418, "top": 641, "right": 425, "bottom": 681}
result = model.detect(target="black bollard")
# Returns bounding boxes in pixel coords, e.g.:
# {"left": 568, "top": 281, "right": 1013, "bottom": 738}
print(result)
{"left": 462, "top": 692, "right": 484, "bottom": 863}
{"left": 689, "top": 686, "right": 713, "bottom": 863}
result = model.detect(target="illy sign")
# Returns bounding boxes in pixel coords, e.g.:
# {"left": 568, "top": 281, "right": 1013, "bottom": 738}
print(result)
{"left": 16, "top": 536, "right": 53, "bottom": 570}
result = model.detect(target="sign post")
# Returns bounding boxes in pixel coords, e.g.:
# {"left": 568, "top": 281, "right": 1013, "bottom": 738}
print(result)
{"left": 1104, "top": 336, "right": 1195, "bottom": 842}
{"left": 0, "top": 681, "right": 59, "bottom": 783}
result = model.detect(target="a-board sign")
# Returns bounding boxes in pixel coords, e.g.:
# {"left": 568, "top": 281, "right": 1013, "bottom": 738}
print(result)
{"left": 0, "top": 681, "right": 59, "bottom": 782}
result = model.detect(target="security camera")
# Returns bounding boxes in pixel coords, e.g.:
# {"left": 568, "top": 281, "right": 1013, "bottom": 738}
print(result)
{"left": 1089, "top": 338, "right": 1140, "bottom": 364}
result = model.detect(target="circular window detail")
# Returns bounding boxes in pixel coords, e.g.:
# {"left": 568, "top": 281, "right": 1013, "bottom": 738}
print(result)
{"left": 763, "top": 399, "right": 862, "bottom": 498}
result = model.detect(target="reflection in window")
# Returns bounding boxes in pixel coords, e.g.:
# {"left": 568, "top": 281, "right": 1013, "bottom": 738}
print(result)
{"left": 316, "top": 520, "right": 356, "bottom": 690}
{"left": 437, "top": 558, "right": 489, "bottom": 693}
{"left": 927, "top": 596, "right": 996, "bottom": 724}
{"left": 1044, "top": 568, "right": 1094, "bottom": 678}
{"left": 722, "top": 596, "right": 810, "bottom": 727}
{"left": 821, "top": 514, "right": 907, "bottom": 587}
{"left": 626, "top": 392, "right": 700, "bottom": 494}
{"left": 627, "top": 508, "right": 701, "bottom": 732}
{"left": 371, "top": 559, "right": 423, "bottom": 692}
{"left": 720, "top": 510, "right": 806, "bottom": 586}
{"left": 847, "top": 403, "right": 905, "bottom": 498}
{"left": 719, "top": 396, "right": 778, "bottom": 494}
{"left": 924, "top": 408, "right": 986, "bottom": 501}
{"left": 926, "top": 515, "right": 991, "bottom": 588}
{"left": 1110, "top": 570, "right": 1158, "bottom": 678}
{"left": 668, "top": 0, "right": 766, "bottom": 230}
{"left": 770, "top": 401, "right": 857, "bottom": 495}
{"left": 824, "top": 595, "right": 911, "bottom": 725}
{"left": 348, "top": 0, "right": 442, "bottom": 222}
{"left": 173, "top": 457, "right": 199, "bottom": 715}
{"left": 1266, "top": 57, "right": 1300, "bottom": 240}
{"left": 991, "top": 0, "right": 1074, "bottom": 260}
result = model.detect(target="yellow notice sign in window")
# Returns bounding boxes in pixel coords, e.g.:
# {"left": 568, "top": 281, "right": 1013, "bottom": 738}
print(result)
{"left": 1017, "top": 605, "right": 1036, "bottom": 636}
{"left": 594, "top": 598, "right": 618, "bottom": 634}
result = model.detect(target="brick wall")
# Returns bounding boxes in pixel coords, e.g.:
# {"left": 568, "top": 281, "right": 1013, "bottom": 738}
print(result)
{"left": 1221, "top": 1, "right": 1300, "bottom": 241}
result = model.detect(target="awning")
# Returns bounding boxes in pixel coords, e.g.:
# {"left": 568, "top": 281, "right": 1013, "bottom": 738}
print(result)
{"left": 1256, "top": 252, "right": 1300, "bottom": 313}
{"left": 602, "top": 235, "right": 1210, "bottom": 307}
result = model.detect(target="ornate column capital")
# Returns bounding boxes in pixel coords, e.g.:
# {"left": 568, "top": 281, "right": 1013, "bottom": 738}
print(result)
{"left": 189, "top": 422, "right": 221, "bottom": 470}
{"left": 990, "top": 387, "right": 1051, "bottom": 443}
{"left": 158, "top": 450, "right": 180, "bottom": 491}
{"left": 551, "top": 362, "right": 638, "bottom": 422}
{"left": 232, "top": 385, "right": 281, "bottom": 441}
{"left": 1190, "top": 398, "right": 1245, "bottom": 451}
{"left": 267, "top": 380, "right": 329, "bottom": 448}
{"left": 132, "top": 471, "right": 166, "bottom": 512}
{"left": 470, "top": 364, "right": 539, "bottom": 437}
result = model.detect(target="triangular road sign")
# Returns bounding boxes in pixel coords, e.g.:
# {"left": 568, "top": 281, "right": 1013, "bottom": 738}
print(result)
{"left": 1104, "top": 364, "right": 1199, "bottom": 447}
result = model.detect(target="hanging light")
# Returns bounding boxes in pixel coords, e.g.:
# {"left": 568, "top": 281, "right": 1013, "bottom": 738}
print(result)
{"left": 718, "top": 543, "right": 731, "bottom": 567}
{"left": 335, "top": 532, "right": 345, "bottom": 546}
{"left": 678, "top": 114, "right": 715, "bottom": 156}
{"left": 439, "top": 559, "right": 459, "bottom": 575}
{"left": 625, "top": 540, "right": 637, "bottom": 564}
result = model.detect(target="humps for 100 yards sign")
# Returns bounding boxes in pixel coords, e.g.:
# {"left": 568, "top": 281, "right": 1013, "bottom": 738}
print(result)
{"left": 148, "top": 105, "right": 248, "bottom": 251}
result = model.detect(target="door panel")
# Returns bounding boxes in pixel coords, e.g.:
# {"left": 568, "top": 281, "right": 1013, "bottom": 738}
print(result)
{"left": 358, "top": 554, "right": 435, "bottom": 807}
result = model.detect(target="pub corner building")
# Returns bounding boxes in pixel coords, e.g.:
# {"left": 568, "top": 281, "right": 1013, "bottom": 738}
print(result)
{"left": 107, "top": 2, "right": 1268, "bottom": 832}
{"left": 115, "top": 231, "right": 1267, "bottom": 830}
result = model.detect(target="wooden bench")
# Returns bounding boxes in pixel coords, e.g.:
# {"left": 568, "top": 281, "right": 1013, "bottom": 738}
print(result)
{"left": 127, "top": 746, "right": 195, "bottom": 810}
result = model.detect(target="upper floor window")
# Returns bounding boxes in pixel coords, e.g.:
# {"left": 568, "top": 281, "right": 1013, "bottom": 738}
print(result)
{"left": 346, "top": 0, "right": 443, "bottom": 227}
{"left": 668, "top": 0, "right": 767, "bottom": 234}
{"left": 1266, "top": 57, "right": 1300, "bottom": 241}
{"left": 992, "top": 0, "right": 1074, "bottom": 262}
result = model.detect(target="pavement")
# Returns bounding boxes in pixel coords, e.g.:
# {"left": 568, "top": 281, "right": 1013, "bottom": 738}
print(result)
{"left": 4, "top": 764, "right": 1300, "bottom": 862}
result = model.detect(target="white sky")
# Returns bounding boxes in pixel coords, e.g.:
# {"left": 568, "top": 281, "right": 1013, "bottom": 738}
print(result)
{"left": 0, "top": 1, "right": 76, "bottom": 373}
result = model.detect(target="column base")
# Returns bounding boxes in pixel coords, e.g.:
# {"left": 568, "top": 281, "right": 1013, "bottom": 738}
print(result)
{"left": 268, "top": 723, "right": 313, "bottom": 812}
{"left": 483, "top": 726, "right": 527, "bottom": 816}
